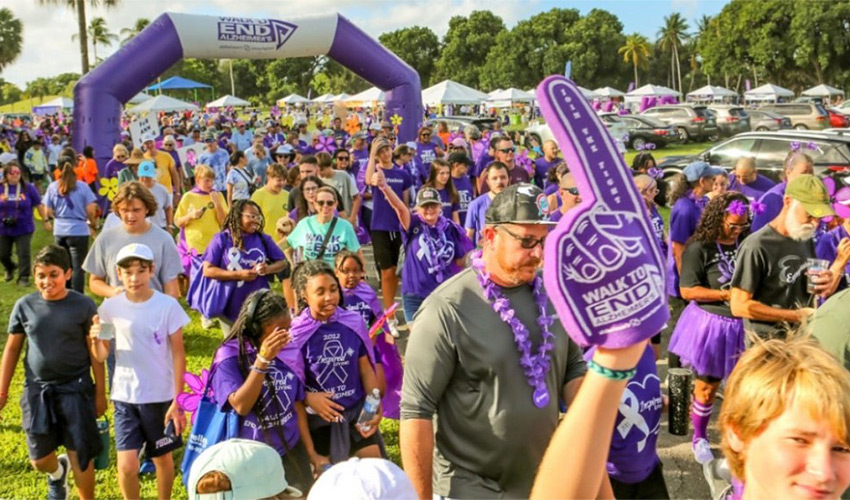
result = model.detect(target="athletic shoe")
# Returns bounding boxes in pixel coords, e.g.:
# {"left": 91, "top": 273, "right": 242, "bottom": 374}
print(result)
{"left": 17, "top": 277, "right": 29, "bottom": 287}
{"left": 46, "top": 454, "right": 70, "bottom": 500}
{"left": 703, "top": 458, "right": 732, "bottom": 500}
{"left": 3, "top": 268, "right": 14, "bottom": 282}
{"left": 386, "top": 318, "right": 401, "bottom": 339}
{"left": 692, "top": 437, "right": 715, "bottom": 465}
{"left": 139, "top": 457, "right": 156, "bottom": 475}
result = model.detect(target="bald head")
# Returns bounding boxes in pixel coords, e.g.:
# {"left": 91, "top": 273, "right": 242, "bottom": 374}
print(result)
{"left": 543, "top": 140, "right": 560, "bottom": 160}
{"left": 734, "top": 157, "right": 757, "bottom": 185}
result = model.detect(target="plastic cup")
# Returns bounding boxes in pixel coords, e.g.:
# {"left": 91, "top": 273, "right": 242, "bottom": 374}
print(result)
{"left": 806, "top": 258, "right": 830, "bottom": 293}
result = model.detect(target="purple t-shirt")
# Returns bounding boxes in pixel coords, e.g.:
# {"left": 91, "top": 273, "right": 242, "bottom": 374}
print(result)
{"left": 649, "top": 204, "right": 668, "bottom": 257}
{"left": 202, "top": 230, "right": 287, "bottom": 322}
{"left": 752, "top": 181, "right": 786, "bottom": 232}
{"left": 817, "top": 225, "right": 850, "bottom": 291}
{"left": 342, "top": 282, "right": 382, "bottom": 326}
{"left": 264, "top": 132, "right": 286, "bottom": 149}
{"left": 212, "top": 341, "right": 305, "bottom": 455}
{"left": 436, "top": 187, "right": 460, "bottom": 220}
{"left": 728, "top": 173, "right": 775, "bottom": 200}
{"left": 401, "top": 215, "right": 473, "bottom": 298}
{"left": 104, "top": 159, "right": 126, "bottom": 179}
{"left": 473, "top": 153, "right": 494, "bottom": 178}
{"left": 0, "top": 183, "right": 41, "bottom": 237}
{"left": 415, "top": 142, "right": 439, "bottom": 184}
{"left": 300, "top": 321, "right": 368, "bottom": 409}
{"left": 667, "top": 194, "right": 704, "bottom": 297}
{"left": 350, "top": 147, "right": 369, "bottom": 179}
{"left": 452, "top": 174, "right": 474, "bottom": 226}
{"left": 464, "top": 194, "right": 492, "bottom": 246}
{"left": 534, "top": 157, "right": 560, "bottom": 188}
{"left": 371, "top": 167, "right": 412, "bottom": 232}
{"left": 585, "top": 344, "right": 662, "bottom": 484}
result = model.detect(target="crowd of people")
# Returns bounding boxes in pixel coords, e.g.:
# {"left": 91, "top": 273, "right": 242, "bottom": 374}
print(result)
{"left": 0, "top": 106, "right": 849, "bottom": 500}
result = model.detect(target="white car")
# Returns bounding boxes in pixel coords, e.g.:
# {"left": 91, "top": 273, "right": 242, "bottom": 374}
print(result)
{"left": 525, "top": 113, "right": 628, "bottom": 155}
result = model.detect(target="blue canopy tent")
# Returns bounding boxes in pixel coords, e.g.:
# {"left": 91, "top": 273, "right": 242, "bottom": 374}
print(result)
{"left": 146, "top": 76, "right": 214, "bottom": 102}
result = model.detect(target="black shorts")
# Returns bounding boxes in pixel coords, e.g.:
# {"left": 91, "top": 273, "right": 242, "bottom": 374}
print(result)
{"left": 21, "top": 379, "right": 99, "bottom": 462}
{"left": 610, "top": 461, "right": 669, "bottom": 500}
{"left": 113, "top": 400, "right": 182, "bottom": 458}
{"left": 370, "top": 230, "right": 402, "bottom": 271}
{"left": 307, "top": 414, "right": 380, "bottom": 458}
{"left": 281, "top": 439, "right": 315, "bottom": 495}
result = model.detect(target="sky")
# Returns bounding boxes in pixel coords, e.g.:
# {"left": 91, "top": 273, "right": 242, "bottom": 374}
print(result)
{"left": 2, "top": 0, "right": 729, "bottom": 89}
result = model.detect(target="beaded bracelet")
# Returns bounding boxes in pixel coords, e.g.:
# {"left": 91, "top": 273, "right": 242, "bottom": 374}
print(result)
{"left": 256, "top": 353, "right": 272, "bottom": 364}
{"left": 250, "top": 365, "right": 269, "bottom": 374}
{"left": 587, "top": 359, "right": 637, "bottom": 381}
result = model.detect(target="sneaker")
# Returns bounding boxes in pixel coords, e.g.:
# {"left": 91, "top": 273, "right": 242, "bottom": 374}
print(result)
{"left": 703, "top": 458, "right": 732, "bottom": 500}
{"left": 17, "top": 277, "right": 30, "bottom": 287}
{"left": 692, "top": 437, "right": 715, "bottom": 465}
{"left": 3, "top": 268, "right": 13, "bottom": 282}
{"left": 46, "top": 453, "right": 70, "bottom": 500}
{"left": 139, "top": 457, "right": 156, "bottom": 475}
{"left": 386, "top": 318, "right": 401, "bottom": 339}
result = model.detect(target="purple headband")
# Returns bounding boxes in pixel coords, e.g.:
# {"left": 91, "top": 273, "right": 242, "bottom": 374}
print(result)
{"left": 726, "top": 199, "right": 765, "bottom": 216}
{"left": 789, "top": 141, "right": 820, "bottom": 153}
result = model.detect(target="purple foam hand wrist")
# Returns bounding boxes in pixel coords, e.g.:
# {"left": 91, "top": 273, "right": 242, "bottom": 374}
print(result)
{"left": 537, "top": 76, "right": 669, "bottom": 348}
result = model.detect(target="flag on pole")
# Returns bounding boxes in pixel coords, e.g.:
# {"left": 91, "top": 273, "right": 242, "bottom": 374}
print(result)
{"left": 564, "top": 61, "right": 572, "bottom": 79}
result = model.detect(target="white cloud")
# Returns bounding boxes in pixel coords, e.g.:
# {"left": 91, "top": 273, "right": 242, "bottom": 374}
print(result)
{"left": 1, "top": 0, "right": 536, "bottom": 88}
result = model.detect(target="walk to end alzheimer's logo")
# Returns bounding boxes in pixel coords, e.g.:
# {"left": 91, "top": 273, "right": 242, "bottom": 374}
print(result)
{"left": 217, "top": 18, "right": 297, "bottom": 50}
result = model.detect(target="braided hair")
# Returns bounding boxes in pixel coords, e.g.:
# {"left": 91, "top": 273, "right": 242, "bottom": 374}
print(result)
{"left": 291, "top": 260, "right": 343, "bottom": 316}
{"left": 688, "top": 191, "right": 750, "bottom": 245}
{"left": 222, "top": 199, "right": 265, "bottom": 251}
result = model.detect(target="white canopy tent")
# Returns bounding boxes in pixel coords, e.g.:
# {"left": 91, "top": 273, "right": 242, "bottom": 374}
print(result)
{"left": 593, "top": 86, "right": 626, "bottom": 98}
{"left": 802, "top": 84, "right": 845, "bottom": 98}
{"left": 744, "top": 83, "right": 794, "bottom": 102}
{"left": 487, "top": 88, "right": 535, "bottom": 102}
{"left": 344, "top": 87, "right": 384, "bottom": 103}
{"left": 487, "top": 88, "right": 505, "bottom": 97}
{"left": 127, "top": 92, "right": 153, "bottom": 105}
{"left": 577, "top": 86, "right": 598, "bottom": 99}
{"left": 40, "top": 97, "right": 74, "bottom": 109}
{"left": 311, "top": 93, "right": 335, "bottom": 103}
{"left": 686, "top": 85, "right": 738, "bottom": 101}
{"left": 205, "top": 94, "right": 251, "bottom": 108}
{"left": 627, "top": 84, "right": 682, "bottom": 97}
{"left": 422, "top": 80, "right": 489, "bottom": 106}
{"left": 125, "top": 95, "right": 198, "bottom": 113}
{"left": 276, "top": 93, "right": 310, "bottom": 105}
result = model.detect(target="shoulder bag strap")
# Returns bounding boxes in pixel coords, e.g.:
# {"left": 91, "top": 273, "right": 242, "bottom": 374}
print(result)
{"left": 315, "top": 216, "right": 338, "bottom": 260}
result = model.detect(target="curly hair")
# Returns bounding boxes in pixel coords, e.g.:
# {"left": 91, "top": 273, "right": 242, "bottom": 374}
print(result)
{"left": 667, "top": 173, "right": 698, "bottom": 206}
{"left": 631, "top": 152, "right": 656, "bottom": 173}
{"left": 688, "top": 191, "right": 750, "bottom": 245}
{"left": 291, "top": 260, "right": 343, "bottom": 315}
{"left": 222, "top": 199, "right": 265, "bottom": 251}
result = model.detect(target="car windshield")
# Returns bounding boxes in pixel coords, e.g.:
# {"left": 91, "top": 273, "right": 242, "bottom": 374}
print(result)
{"left": 728, "top": 108, "right": 747, "bottom": 117}
{"left": 602, "top": 114, "right": 623, "bottom": 123}
{"left": 694, "top": 107, "right": 712, "bottom": 118}
{"left": 812, "top": 141, "right": 850, "bottom": 166}
{"left": 638, "top": 116, "right": 669, "bottom": 128}
{"left": 815, "top": 104, "right": 829, "bottom": 116}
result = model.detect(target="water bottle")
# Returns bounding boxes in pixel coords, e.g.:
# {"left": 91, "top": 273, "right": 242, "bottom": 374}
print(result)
{"left": 94, "top": 418, "right": 110, "bottom": 470}
{"left": 356, "top": 389, "right": 381, "bottom": 432}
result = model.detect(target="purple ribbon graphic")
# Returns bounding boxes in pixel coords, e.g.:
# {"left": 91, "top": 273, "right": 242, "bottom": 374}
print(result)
{"left": 538, "top": 76, "right": 669, "bottom": 348}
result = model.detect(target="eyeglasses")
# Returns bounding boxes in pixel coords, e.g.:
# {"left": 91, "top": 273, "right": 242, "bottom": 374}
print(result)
{"left": 498, "top": 147, "right": 516, "bottom": 154}
{"left": 303, "top": 186, "right": 318, "bottom": 192}
{"left": 242, "top": 213, "right": 261, "bottom": 221}
{"left": 337, "top": 156, "right": 350, "bottom": 161}
{"left": 726, "top": 221, "right": 750, "bottom": 230}
{"left": 561, "top": 186, "right": 579, "bottom": 196}
{"left": 496, "top": 225, "right": 546, "bottom": 249}
{"left": 9, "top": 169, "right": 21, "bottom": 175}
{"left": 420, "top": 133, "right": 431, "bottom": 137}
{"left": 315, "top": 199, "right": 336, "bottom": 207}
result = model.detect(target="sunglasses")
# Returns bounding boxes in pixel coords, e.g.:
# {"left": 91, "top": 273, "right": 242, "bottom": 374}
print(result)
{"left": 337, "top": 156, "right": 350, "bottom": 161}
{"left": 498, "top": 147, "right": 517, "bottom": 154}
{"left": 497, "top": 225, "right": 546, "bottom": 249}
{"left": 726, "top": 221, "right": 750, "bottom": 230}
{"left": 420, "top": 133, "right": 431, "bottom": 137}
{"left": 315, "top": 200, "right": 336, "bottom": 207}
{"left": 9, "top": 168, "right": 21, "bottom": 175}
{"left": 561, "top": 186, "right": 579, "bottom": 196}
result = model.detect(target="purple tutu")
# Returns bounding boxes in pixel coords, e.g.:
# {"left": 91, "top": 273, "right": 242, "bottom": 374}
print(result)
{"left": 668, "top": 301, "right": 744, "bottom": 379}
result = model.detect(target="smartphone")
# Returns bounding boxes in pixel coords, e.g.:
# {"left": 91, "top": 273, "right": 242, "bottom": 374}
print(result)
{"left": 97, "top": 323, "right": 115, "bottom": 341}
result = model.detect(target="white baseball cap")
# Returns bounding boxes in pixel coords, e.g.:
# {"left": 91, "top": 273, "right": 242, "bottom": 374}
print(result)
{"left": 307, "top": 458, "right": 416, "bottom": 500}
{"left": 115, "top": 243, "right": 154, "bottom": 265}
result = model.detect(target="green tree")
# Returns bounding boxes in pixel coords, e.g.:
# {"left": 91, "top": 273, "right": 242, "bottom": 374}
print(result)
{"left": 119, "top": 17, "right": 150, "bottom": 46}
{"left": 434, "top": 11, "right": 506, "bottom": 88}
{"left": 76, "top": 17, "right": 118, "bottom": 63}
{"left": 37, "top": 0, "right": 120, "bottom": 74}
{"left": 790, "top": 1, "right": 850, "bottom": 86}
{"left": 0, "top": 7, "right": 23, "bottom": 73}
{"left": 619, "top": 34, "right": 651, "bottom": 87}
{"left": 564, "top": 9, "right": 629, "bottom": 89}
{"left": 657, "top": 12, "right": 689, "bottom": 92}
{"left": 0, "top": 81, "right": 23, "bottom": 104}
{"left": 24, "top": 77, "right": 51, "bottom": 102}
{"left": 378, "top": 26, "right": 440, "bottom": 87}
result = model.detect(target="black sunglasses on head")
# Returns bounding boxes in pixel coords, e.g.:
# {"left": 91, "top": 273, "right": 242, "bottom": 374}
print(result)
{"left": 498, "top": 147, "right": 516, "bottom": 153}
{"left": 561, "top": 186, "right": 579, "bottom": 196}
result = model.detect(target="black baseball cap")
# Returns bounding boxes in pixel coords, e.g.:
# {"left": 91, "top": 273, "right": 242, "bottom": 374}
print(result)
{"left": 485, "top": 183, "right": 556, "bottom": 225}
{"left": 416, "top": 187, "right": 442, "bottom": 207}
{"left": 447, "top": 152, "right": 474, "bottom": 166}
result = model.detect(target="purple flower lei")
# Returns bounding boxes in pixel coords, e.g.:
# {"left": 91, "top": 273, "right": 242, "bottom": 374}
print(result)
{"left": 470, "top": 249, "right": 556, "bottom": 408}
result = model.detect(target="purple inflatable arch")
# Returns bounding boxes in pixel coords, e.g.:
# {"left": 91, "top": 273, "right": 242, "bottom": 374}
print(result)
{"left": 72, "top": 13, "right": 422, "bottom": 170}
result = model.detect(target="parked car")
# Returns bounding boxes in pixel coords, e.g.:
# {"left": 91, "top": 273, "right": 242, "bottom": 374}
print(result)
{"left": 617, "top": 115, "right": 679, "bottom": 150}
{"left": 827, "top": 108, "right": 850, "bottom": 128}
{"left": 435, "top": 115, "right": 501, "bottom": 133}
{"left": 706, "top": 105, "right": 751, "bottom": 137}
{"left": 657, "top": 130, "right": 850, "bottom": 181}
{"left": 640, "top": 104, "right": 720, "bottom": 142}
{"left": 757, "top": 103, "right": 829, "bottom": 130}
{"left": 746, "top": 109, "right": 792, "bottom": 131}
{"left": 525, "top": 113, "right": 629, "bottom": 155}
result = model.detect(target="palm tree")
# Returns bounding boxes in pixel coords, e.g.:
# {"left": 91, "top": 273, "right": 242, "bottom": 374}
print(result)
{"left": 86, "top": 17, "right": 118, "bottom": 62}
{"left": 657, "top": 12, "right": 689, "bottom": 93}
{"left": 120, "top": 17, "right": 149, "bottom": 46}
{"left": 618, "top": 34, "right": 651, "bottom": 88}
{"left": 0, "top": 7, "right": 23, "bottom": 72}
{"left": 37, "top": 0, "right": 120, "bottom": 74}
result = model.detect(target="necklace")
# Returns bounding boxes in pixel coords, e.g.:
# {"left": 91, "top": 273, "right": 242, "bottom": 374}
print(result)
{"left": 470, "top": 249, "right": 556, "bottom": 408}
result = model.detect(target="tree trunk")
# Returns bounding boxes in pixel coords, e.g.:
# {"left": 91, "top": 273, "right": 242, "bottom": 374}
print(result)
{"left": 634, "top": 60, "right": 639, "bottom": 88}
{"left": 229, "top": 59, "right": 236, "bottom": 95}
{"left": 676, "top": 46, "right": 683, "bottom": 95}
{"left": 76, "top": 0, "right": 90, "bottom": 74}
{"left": 812, "top": 58, "right": 824, "bottom": 84}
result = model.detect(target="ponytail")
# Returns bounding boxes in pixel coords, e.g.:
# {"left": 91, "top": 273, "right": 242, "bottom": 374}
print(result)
{"left": 58, "top": 157, "right": 76, "bottom": 196}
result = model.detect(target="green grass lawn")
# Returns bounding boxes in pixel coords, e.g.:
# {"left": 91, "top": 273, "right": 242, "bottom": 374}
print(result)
{"left": 0, "top": 226, "right": 400, "bottom": 499}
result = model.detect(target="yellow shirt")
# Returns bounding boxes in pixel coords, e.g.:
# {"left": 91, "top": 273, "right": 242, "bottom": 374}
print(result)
{"left": 251, "top": 186, "right": 290, "bottom": 237}
{"left": 144, "top": 150, "right": 176, "bottom": 193}
{"left": 174, "top": 191, "right": 227, "bottom": 254}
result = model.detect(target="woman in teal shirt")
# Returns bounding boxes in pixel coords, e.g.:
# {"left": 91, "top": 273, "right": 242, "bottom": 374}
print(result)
{"left": 286, "top": 187, "right": 362, "bottom": 267}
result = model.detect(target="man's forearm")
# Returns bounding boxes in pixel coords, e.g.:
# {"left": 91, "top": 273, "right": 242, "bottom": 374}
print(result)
{"left": 732, "top": 298, "right": 803, "bottom": 323}
{"left": 400, "top": 418, "right": 435, "bottom": 499}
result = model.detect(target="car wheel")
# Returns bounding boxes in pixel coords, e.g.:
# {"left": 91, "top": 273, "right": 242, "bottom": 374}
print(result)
{"left": 677, "top": 127, "right": 690, "bottom": 142}
{"left": 794, "top": 124, "right": 808, "bottom": 130}
{"left": 631, "top": 137, "right": 647, "bottom": 150}
{"left": 756, "top": 126, "right": 769, "bottom": 131}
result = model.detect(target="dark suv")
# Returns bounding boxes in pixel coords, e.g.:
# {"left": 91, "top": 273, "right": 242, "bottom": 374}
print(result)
{"left": 658, "top": 130, "right": 850, "bottom": 180}
{"left": 640, "top": 104, "right": 720, "bottom": 142}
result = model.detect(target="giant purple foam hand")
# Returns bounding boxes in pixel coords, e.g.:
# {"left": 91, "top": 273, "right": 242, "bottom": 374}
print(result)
{"left": 539, "top": 76, "right": 669, "bottom": 348}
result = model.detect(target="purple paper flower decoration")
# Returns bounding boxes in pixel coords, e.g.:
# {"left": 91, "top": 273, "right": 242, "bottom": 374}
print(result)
{"left": 750, "top": 200, "right": 766, "bottom": 216}
{"left": 647, "top": 167, "right": 664, "bottom": 180}
{"left": 823, "top": 176, "right": 850, "bottom": 219}
{"left": 790, "top": 141, "right": 802, "bottom": 152}
{"left": 315, "top": 135, "right": 337, "bottom": 153}
{"left": 177, "top": 368, "right": 210, "bottom": 425}
{"left": 515, "top": 148, "right": 533, "bottom": 175}
{"left": 806, "top": 141, "right": 821, "bottom": 153}
{"left": 726, "top": 199, "right": 749, "bottom": 216}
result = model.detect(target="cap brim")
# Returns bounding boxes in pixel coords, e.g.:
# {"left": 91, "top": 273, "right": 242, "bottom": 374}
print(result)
{"left": 801, "top": 201, "right": 836, "bottom": 218}
{"left": 489, "top": 219, "right": 558, "bottom": 226}
{"left": 416, "top": 201, "right": 441, "bottom": 208}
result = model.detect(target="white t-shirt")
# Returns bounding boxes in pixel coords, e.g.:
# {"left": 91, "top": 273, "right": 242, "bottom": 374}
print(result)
{"left": 148, "top": 182, "right": 173, "bottom": 228}
{"left": 99, "top": 291, "right": 190, "bottom": 404}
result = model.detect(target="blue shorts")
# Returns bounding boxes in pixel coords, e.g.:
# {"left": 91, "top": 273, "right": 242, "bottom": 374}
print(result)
{"left": 113, "top": 401, "right": 182, "bottom": 458}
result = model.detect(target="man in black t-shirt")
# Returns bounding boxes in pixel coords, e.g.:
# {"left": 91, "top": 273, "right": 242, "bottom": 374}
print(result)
{"left": 730, "top": 175, "right": 838, "bottom": 339}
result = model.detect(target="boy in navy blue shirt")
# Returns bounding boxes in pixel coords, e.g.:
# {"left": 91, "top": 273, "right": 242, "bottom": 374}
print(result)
{"left": 0, "top": 245, "right": 106, "bottom": 500}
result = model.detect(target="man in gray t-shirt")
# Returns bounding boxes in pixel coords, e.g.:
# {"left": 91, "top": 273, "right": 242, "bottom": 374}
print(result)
{"left": 400, "top": 184, "right": 587, "bottom": 499}
{"left": 318, "top": 159, "right": 361, "bottom": 220}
